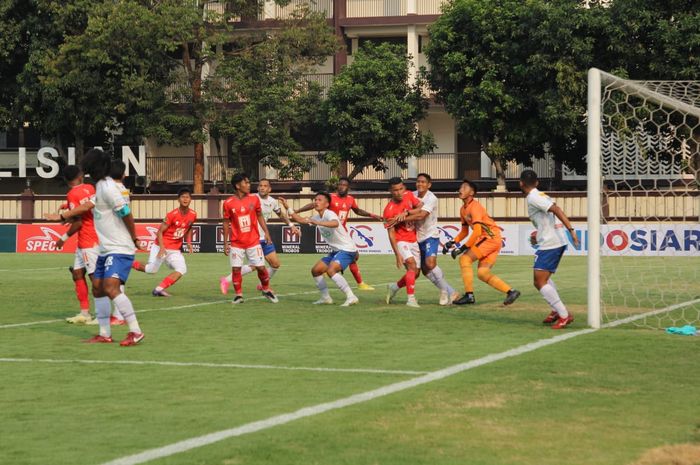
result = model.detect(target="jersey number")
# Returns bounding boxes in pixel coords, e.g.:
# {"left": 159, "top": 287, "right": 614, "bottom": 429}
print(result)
{"left": 238, "top": 215, "right": 251, "bottom": 233}
{"left": 173, "top": 227, "right": 186, "bottom": 239}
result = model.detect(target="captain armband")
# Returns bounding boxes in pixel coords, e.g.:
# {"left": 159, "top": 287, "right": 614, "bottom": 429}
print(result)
{"left": 115, "top": 204, "right": 131, "bottom": 218}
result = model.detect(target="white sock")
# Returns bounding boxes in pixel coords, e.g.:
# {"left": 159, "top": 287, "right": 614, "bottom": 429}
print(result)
{"left": 267, "top": 266, "right": 278, "bottom": 280}
{"left": 331, "top": 273, "right": 353, "bottom": 297}
{"left": 145, "top": 263, "right": 158, "bottom": 273}
{"left": 112, "top": 293, "right": 142, "bottom": 334}
{"left": 539, "top": 284, "right": 569, "bottom": 318}
{"left": 314, "top": 275, "right": 330, "bottom": 297}
{"left": 95, "top": 296, "right": 111, "bottom": 337}
{"left": 225, "top": 273, "right": 233, "bottom": 284}
{"left": 427, "top": 267, "right": 453, "bottom": 293}
{"left": 240, "top": 264, "right": 254, "bottom": 275}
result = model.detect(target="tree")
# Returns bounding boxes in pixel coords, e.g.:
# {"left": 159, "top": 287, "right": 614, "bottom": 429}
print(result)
{"left": 426, "top": 0, "right": 594, "bottom": 187}
{"left": 322, "top": 42, "right": 435, "bottom": 180}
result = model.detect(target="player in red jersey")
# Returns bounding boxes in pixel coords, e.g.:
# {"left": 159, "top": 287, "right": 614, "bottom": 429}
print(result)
{"left": 132, "top": 188, "right": 196, "bottom": 296}
{"left": 291, "top": 177, "right": 382, "bottom": 290}
{"left": 222, "top": 173, "right": 278, "bottom": 304}
{"left": 383, "top": 177, "right": 423, "bottom": 308}
{"left": 55, "top": 165, "right": 124, "bottom": 326}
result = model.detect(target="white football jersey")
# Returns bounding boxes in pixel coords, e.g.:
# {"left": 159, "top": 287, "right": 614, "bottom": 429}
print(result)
{"left": 312, "top": 209, "right": 357, "bottom": 253}
{"left": 414, "top": 189, "right": 439, "bottom": 242}
{"left": 92, "top": 177, "right": 136, "bottom": 255}
{"left": 255, "top": 193, "right": 281, "bottom": 237}
{"left": 527, "top": 188, "right": 568, "bottom": 250}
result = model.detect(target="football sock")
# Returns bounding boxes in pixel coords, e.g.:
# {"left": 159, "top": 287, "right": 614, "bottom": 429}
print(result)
{"left": 156, "top": 276, "right": 175, "bottom": 291}
{"left": 427, "top": 266, "right": 453, "bottom": 293}
{"left": 314, "top": 275, "right": 330, "bottom": 297}
{"left": 397, "top": 276, "right": 406, "bottom": 288}
{"left": 131, "top": 260, "right": 144, "bottom": 272}
{"left": 232, "top": 269, "right": 243, "bottom": 295}
{"left": 240, "top": 265, "right": 254, "bottom": 275}
{"left": 75, "top": 279, "right": 90, "bottom": 311}
{"left": 144, "top": 262, "right": 159, "bottom": 274}
{"left": 539, "top": 283, "right": 569, "bottom": 318}
{"left": 112, "top": 293, "right": 142, "bottom": 334}
{"left": 95, "top": 296, "right": 111, "bottom": 337}
{"left": 405, "top": 270, "right": 416, "bottom": 296}
{"left": 331, "top": 273, "right": 353, "bottom": 297}
{"left": 477, "top": 268, "right": 511, "bottom": 294}
{"left": 257, "top": 267, "right": 270, "bottom": 291}
{"left": 267, "top": 266, "right": 278, "bottom": 280}
{"left": 459, "top": 255, "right": 475, "bottom": 292}
{"left": 348, "top": 262, "right": 363, "bottom": 284}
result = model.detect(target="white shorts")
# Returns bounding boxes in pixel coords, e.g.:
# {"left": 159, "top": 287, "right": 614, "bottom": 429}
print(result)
{"left": 397, "top": 241, "right": 421, "bottom": 266}
{"left": 147, "top": 245, "right": 187, "bottom": 274}
{"left": 74, "top": 246, "right": 100, "bottom": 275}
{"left": 229, "top": 244, "right": 265, "bottom": 268}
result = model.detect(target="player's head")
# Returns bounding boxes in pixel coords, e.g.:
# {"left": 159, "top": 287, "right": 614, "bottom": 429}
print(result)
{"left": 109, "top": 159, "right": 126, "bottom": 181}
{"left": 177, "top": 187, "right": 192, "bottom": 208}
{"left": 314, "top": 191, "right": 331, "bottom": 211}
{"left": 336, "top": 177, "right": 350, "bottom": 196}
{"left": 62, "top": 165, "right": 83, "bottom": 186}
{"left": 519, "top": 169, "right": 539, "bottom": 192}
{"left": 257, "top": 178, "right": 271, "bottom": 197}
{"left": 416, "top": 173, "right": 432, "bottom": 194}
{"left": 81, "top": 148, "right": 111, "bottom": 181}
{"left": 388, "top": 177, "right": 405, "bottom": 202}
{"left": 459, "top": 179, "right": 477, "bottom": 200}
{"left": 231, "top": 173, "right": 250, "bottom": 195}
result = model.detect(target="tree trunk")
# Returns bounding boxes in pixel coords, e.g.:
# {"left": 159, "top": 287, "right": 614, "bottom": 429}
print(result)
{"left": 193, "top": 142, "right": 205, "bottom": 193}
{"left": 493, "top": 155, "right": 506, "bottom": 190}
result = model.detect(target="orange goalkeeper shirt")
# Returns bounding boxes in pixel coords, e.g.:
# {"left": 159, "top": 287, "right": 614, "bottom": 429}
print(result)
{"left": 456, "top": 199, "right": 502, "bottom": 246}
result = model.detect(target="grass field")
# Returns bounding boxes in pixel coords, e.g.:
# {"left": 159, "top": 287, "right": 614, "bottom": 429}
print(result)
{"left": 1, "top": 252, "right": 699, "bottom": 465}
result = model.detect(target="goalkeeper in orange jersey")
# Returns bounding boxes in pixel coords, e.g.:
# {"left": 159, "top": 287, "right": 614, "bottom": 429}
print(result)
{"left": 444, "top": 180, "right": 521, "bottom": 306}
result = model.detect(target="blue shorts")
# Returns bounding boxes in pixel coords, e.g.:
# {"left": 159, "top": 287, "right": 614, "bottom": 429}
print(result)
{"left": 260, "top": 240, "right": 277, "bottom": 256}
{"left": 321, "top": 250, "right": 357, "bottom": 270}
{"left": 419, "top": 237, "right": 440, "bottom": 260}
{"left": 94, "top": 254, "right": 135, "bottom": 283}
{"left": 534, "top": 245, "right": 567, "bottom": 273}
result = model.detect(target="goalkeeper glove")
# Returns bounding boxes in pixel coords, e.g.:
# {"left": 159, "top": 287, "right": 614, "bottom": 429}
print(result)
{"left": 451, "top": 244, "right": 469, "bottom": 259}
{"left": 442, "top": 240, "right": 455, "bottom": 255}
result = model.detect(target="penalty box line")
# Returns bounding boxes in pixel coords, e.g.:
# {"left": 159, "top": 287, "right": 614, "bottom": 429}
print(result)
{"left": 101, "top": 298, "right": 700, "bottom": 465}
{"left": 0, "top": 280, "right": 407, "bottom": 329}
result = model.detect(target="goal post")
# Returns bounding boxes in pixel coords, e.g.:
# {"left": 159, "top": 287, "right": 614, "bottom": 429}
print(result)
{"left": 587, "top": 68, "right": 700, "bottom": 329}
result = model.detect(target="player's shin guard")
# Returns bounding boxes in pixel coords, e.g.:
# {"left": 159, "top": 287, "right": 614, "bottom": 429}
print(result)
{"left": 477, "top": 268, "right": 512, "bottom": 294}
{"left": 267, "top": 266, "right": 278, "bottom": 280}
{"left": 426, "top": 267, "right": 454, "bottom": 293}
{"left": 314, "top": 275, "right": 329, "bottom": 297}
{"left": 75, "top": 279, "right": 90, "bottom": 311}
{"left": 459, "top": 255, "right": 475, "bottom": 292}
{"left": 232, "top": 269, "right": 243, "bottom": 295}
{"left": 539, "top": 283, "right": 569, "bottom": 318}
{"left": 348, "top": 262, "right": 363, "bottom": 284}
{"left": 331, "top": 273, "right": 353, "bottom": 297}
{"left": 95, "top": 296, "right": 111, "bottom": 337}
{"left": 405, "top": 270, "right": 416, "bottom": 296}
{"left": 112, "top": 293, "right": 142, "bottom": 334}
{"left": 257, "top": 267, "right": 270, "bottom": 291}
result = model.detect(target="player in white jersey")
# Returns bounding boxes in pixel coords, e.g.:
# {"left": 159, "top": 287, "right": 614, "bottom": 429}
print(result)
{"left": 49, "top": 150, "right": 146, "bottom": 346}
{"left": 520, "top": 170, "right": 579, "bottom": 329}
{"left": 288, "top": 192, "right": 359, "bottom": 307}
{"left": 390, "top": 173, "right": 460, "bottom": 305}
{"left": 219, "top": 178, "right": 298, "bottom": 294}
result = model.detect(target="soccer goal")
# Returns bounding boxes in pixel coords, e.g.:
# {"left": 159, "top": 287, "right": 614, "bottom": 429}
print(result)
{"left": 587, "top": 69, "right": 700, "bottom": 329}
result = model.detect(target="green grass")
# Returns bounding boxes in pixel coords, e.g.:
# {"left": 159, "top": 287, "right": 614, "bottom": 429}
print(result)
{"left": 0, "top": 253, "right": 698, "bottom": 465}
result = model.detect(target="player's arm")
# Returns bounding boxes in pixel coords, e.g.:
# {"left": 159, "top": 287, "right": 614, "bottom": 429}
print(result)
{"left": 55, "top": 218, "right": 83, "bottom": 250}
{"left": 275, "top": 204, "right": 300, "bottom": 235}
{"left": 385, "top": 200, "right": 424, "bottom": 227}
{"left": 549, "top": 204, "right": 580, "bottom": 247}
{"left": 44, "top": 201, "right": 94, "bottom": 222}
{"left": 222, "top": 218, "right": 230, "bottom": 256}
{"left": 292, "top": 201, "right": 314, "bottom": 214}
{"left": 351, "top": 205, "right": 382, "bottom": 221}
{"left": 156, "top": 221, "right": 168, "bottom": 258}
{"left": 308, "top": 217, "right": 339, "bottom": 228}
{"left": 184, "top": 216, "right": 195, "bottom": 254}
{"left": 387, "top": 227, "right": 403, "bottom": 269}
{"left": 257, "top": 210, "right": 272, "bottom": 244}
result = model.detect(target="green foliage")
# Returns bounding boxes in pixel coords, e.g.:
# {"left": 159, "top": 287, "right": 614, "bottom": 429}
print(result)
{"left": 323, "top": 42, "right": 435, "bottom": 180}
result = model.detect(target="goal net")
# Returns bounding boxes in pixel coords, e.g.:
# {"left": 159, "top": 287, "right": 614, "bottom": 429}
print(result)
{"left": 587, "top": 69, "right": 700, "bottom": 329}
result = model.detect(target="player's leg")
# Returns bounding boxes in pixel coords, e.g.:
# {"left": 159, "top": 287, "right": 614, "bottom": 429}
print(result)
{"left": 533, "top": 246, "right": 572, "bottom": 329}
{"left": 420, "top": 238, "right": 458, "bottom": 305}
{"left": 103, "top": 254, "right": 144, "bottom": 346}
{"left": 229, "top": 246, "right": 245, "bottom": 303}
{"left": 386, "top": 242, "right": 419, "bottom": 306}
{"left": 454, "top": 249, "right": 477, "bottom": 305}
{"left": 474, "top": 239, "right": 520, "bottom": 305}
{"left": 84, "top": 256, "right": 113, "bottom": 343}
{"left": 326, "top": 253, "right": 359, "bottom": 307}
{"left": 152, "top": 251, "right": 186, "bottom": 296}
{"left": 312, "top": 258, "right": 333, "bottom": 304}
{"left": 254, "top": 247, "right": 281, "bottom": 292}
{"left": 250, "top": 245, "right": 277, "bottom": 303}
{"left": 132, "top": 245, "right": 163, "bottom": 274}
{"left": 66, "top": 249, "right": 93, "bottom": 323}
{"left": 348, "top": 254, "right": 373, "bottom": 290}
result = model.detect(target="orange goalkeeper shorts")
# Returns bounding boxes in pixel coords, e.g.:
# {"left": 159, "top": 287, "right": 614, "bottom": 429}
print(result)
{"left": 471, "top": 236, "right": 503, "bottom": 266}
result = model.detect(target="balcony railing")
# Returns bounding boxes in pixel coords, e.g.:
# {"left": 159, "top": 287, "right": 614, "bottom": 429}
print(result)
{"left": 347, "top": 0, "right": 406, "bottom": 17}
{"left": 206, "top": 0, "right": 333, "bottom": 21}
{"left": 416, "top": 0, "right": 447, "bottom": 15}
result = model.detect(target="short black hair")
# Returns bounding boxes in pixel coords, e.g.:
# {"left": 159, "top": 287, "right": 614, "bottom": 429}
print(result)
{"left": 81, "top": 149, "right": 111, "bottom": 181}
{"left": 62, "top": 165, "right": 82, "bottom": 182}
{"left": 338, "top": 177, "right": 350, "bottom": 184}
{"left": 520, "top": 169, "right": 538, "bottom": 187}
{"left": 388, "top": 177, "right": 403, "bottom": 186}
{"left": 109, "top": 159, "right": 126, "bottom": 180}
{"left": 177, "top": 187, "right": 192, "bottom": 197}
{"left": 462, "top": 179, "right": 478, "bottom": 194}
{"left": 231, "top": 172, "right": 249, "bottom": 187}
{"left": 416, "top": 173, "right": 431, "bottom": 182}
{"left": 316, "top": 191, "right": 332, "bottom": 204}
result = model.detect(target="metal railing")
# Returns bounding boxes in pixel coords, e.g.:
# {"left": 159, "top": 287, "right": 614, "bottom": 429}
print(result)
{"left": 146, "top": 157, "right": 195, "bottom": 183}
{"left": 347, "top": 0, "right": 406, "bottom": 17}
{"left": 416, "top": 0, "right": 447, "bottom": 15}
{"left": 302, "top": 73, "right": 334, "bottom": 96}
{"left": 264, "top": 0, "right": 333, "bottom": 19}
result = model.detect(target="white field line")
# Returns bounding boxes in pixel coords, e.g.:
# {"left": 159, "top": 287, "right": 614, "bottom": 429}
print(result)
{"left": 0, "top": 357, "right": 426, "bottom": 376}
{"left": 0, "top": 267, "right": 65, "bottom": 272}
{"left": 100, "top": 298, "right": 699, "bottom": 465}
{"left": 0, "top": 281, "right": 406, "bottom": 329}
